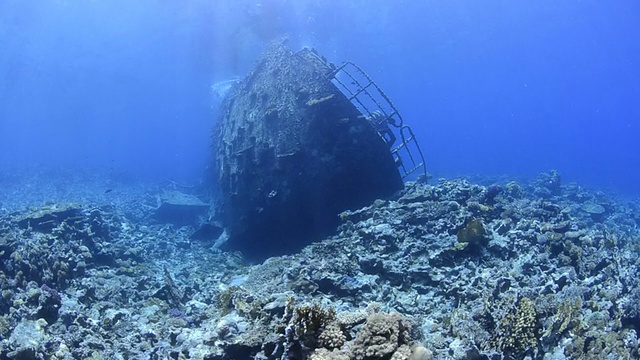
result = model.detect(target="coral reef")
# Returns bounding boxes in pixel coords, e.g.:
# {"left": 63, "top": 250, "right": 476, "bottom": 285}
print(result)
{"left": 0, "top": 171, "right": 639, "bottom": 359}
{"left": 349, "top": 312, "right": 413, "bottom": 359}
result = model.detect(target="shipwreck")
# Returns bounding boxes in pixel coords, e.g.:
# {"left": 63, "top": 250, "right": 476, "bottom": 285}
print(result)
{"left": 213, "top": 42, "right": 426, "bottom": 259}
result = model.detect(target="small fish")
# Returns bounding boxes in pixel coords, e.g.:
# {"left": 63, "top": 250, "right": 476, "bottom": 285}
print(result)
{"left": 104, "top": 189, "right": 113, "bottom": 194}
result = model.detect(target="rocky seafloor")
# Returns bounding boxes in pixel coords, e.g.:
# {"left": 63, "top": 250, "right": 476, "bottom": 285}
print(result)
{"left": 1, "top": 170, "right": 640, "bottom": 360}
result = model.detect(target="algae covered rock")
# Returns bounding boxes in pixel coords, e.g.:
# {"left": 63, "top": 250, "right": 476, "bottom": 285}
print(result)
{"left": 455, "top": 219, "right": 489, "bottom": 250}
{"left": 7, "top": 319, "right": 49, "bottom": 358}
{"left": 15, "top": 204, "right": 84, "bottom": 233}
{"left": 581, "top": 202, "right": 607, "bottom": 221}
{"left": 154, "top": 191, "right": 209, "bottom": 226}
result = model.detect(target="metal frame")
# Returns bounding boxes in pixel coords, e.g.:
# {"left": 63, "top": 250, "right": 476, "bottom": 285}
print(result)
{"left": 329, "top": 61, "right": 428, "bottom": 180}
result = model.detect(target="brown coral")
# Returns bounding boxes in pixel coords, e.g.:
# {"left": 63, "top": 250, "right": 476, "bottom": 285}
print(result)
{"left": 350, "top": 312, "right": 413, "bottom": 360}
{"left": 318, "top": 321, "right": 346, "bottom": 349}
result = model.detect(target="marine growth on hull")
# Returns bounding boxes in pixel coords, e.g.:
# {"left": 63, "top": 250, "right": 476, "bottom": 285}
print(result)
{"left": 212, "top": 42, "right": 425, "bottom": 260}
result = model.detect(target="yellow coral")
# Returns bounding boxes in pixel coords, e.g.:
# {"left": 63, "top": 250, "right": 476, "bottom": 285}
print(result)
{"left": 496, "top": 297, "right": 540, "bottom": 352}
{"left": 543, "top": 298, "right": 582, "bottom": 337}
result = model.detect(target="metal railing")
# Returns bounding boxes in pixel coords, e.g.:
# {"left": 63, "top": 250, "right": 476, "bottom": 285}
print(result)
{"left": 329, "top": 61, "right": 428, "bottom": 180}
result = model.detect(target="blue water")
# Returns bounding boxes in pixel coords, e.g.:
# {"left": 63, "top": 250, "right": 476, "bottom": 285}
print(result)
{"left": 1, "top": 0, "right": 639, "bottom": 196}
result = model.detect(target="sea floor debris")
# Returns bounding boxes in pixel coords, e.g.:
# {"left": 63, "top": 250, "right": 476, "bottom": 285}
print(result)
{"left": 1, "top": 171, "right": 640, "bottom": 359}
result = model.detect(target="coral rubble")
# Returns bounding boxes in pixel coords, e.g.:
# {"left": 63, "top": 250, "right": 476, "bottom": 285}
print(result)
{"left": 1, "top": 172, "right": 639, "bottom": 359}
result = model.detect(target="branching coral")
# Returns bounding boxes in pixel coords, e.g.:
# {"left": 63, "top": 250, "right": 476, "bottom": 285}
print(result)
{"left": 277, "top": 301, "right": 427, "bottom": 360}
{"left": 293, "top": 303, "right": 337, "bottom": 339}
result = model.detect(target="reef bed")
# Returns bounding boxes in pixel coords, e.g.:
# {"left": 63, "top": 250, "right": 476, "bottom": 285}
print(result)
{"left": 1, "top": 171, "right": 640, "bottom": 360}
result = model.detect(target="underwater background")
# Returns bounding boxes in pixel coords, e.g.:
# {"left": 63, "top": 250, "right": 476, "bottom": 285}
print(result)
{"left": 2, "top": 1, "right": 640, "bottom": 360}
{"left": 1, "top": 0, "right": 639, "bottom": 196}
